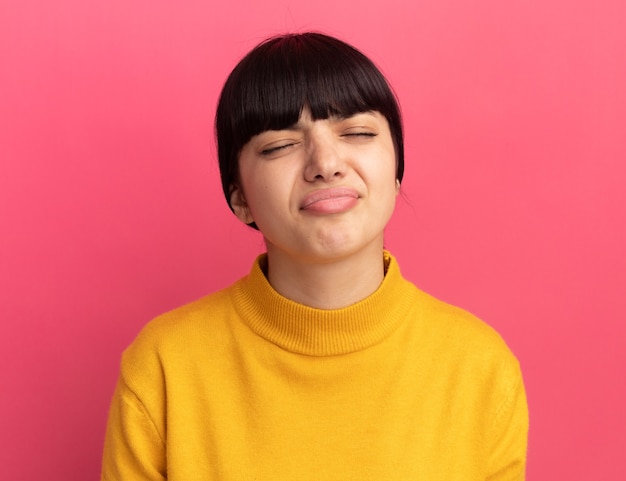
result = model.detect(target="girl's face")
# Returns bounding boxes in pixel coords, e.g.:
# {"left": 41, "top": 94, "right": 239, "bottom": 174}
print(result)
{"left": 230, "top": 108, "right": 398, "bottom": 264}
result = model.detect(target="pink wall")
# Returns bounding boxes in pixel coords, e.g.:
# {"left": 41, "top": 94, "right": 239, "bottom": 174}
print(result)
{"left": 1, "top": 0, "right": 625, "bottom": 478}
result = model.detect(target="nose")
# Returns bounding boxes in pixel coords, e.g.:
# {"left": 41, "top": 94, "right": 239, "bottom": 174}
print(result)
{"left": 303, "top": 130, "right": 344, "bottom": 183}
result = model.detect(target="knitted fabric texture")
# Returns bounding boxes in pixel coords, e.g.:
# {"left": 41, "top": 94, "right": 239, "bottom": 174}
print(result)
{"left": 102, "top": 252, "right": 528, "bottom": 480}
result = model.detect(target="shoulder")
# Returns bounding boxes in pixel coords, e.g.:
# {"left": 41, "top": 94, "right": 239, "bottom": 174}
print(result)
{"left": 119, "top": 282, "right": 241, "bottom": 388}
{"left": 139, "top": 285, "right": 234, "bottom": 344}
{"left": 407, "top": 285, "right": 522, "bottom": 380}
{"left": 389, "top": 253, "right": 517, "bottom": 365}
{"left": 404, "top": 286, "right": 525, "bottom": 426}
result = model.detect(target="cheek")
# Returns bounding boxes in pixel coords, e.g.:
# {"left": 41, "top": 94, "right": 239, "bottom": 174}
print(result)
{"left": 370, "top": 148, "right": 397, "bottom": 183}
{"left": 371, "top": 153, "right": 399, "bottom": 203}
{"left": 241, "top": 170, "right": 292, "bottom": 217}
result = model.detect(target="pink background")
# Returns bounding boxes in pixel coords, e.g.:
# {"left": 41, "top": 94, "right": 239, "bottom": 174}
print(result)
{"left": 1, "top": 0, "right": 625, "bottom": 478}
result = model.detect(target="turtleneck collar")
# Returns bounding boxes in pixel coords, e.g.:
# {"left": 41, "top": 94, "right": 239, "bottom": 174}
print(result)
{"left": 231, "top": 251, "right": 416, "bottom": 356}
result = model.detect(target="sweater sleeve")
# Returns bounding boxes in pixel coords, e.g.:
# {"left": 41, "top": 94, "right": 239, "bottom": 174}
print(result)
{"left": 101, "top": 377, "right": 167, "bottom": 481}
{"left": 486, "top": 360, "right": 529, "bottom": 481}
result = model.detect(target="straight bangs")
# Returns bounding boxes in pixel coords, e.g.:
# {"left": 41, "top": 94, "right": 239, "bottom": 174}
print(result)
{"left": 218, "top": 32, "right": 401, "bottom": 150}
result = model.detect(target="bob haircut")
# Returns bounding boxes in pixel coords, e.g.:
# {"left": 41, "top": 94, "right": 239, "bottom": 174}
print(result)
{"left": 215, "top": 32, "right": 404, "bottom": 225}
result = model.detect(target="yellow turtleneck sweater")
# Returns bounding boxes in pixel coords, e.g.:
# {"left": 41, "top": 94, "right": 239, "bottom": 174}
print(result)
{"left": 101, "top": 252, "right": 528, "bottom": 480}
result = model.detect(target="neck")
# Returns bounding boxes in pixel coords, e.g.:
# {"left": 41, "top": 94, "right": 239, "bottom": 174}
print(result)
{"left": 263, "top": 242, "right": 386, "bottom": 310}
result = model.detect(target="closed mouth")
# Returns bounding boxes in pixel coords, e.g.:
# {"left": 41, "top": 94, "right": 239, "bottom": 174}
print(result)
{"left": 300, "top": 187, "right": 359, "bottom": 209}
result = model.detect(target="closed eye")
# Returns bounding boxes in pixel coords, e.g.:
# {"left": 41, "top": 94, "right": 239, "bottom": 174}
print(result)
{"left": 342, "top": 132, "right": 378, "bottom": 139}
{"left": 260, "top": 142, "right": 298, "bottom": 156}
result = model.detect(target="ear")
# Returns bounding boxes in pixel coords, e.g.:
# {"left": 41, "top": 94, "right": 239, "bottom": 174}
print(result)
{"left": 229, "top": 184, "right": 255, "bottom": 225}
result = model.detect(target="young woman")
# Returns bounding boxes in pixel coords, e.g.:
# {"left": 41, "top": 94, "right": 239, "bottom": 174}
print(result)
{"left": 102, "top": 32, "right": 528, "bottom": 480}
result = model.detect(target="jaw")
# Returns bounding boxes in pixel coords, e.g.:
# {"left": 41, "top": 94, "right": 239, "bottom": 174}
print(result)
{"left": 264, "top": 221, "right": 385, "bottom": 267}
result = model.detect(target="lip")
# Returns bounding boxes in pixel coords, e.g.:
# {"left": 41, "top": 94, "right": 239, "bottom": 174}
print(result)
{"left": 300, "top": 187, "right": 360, "bottom": 214}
